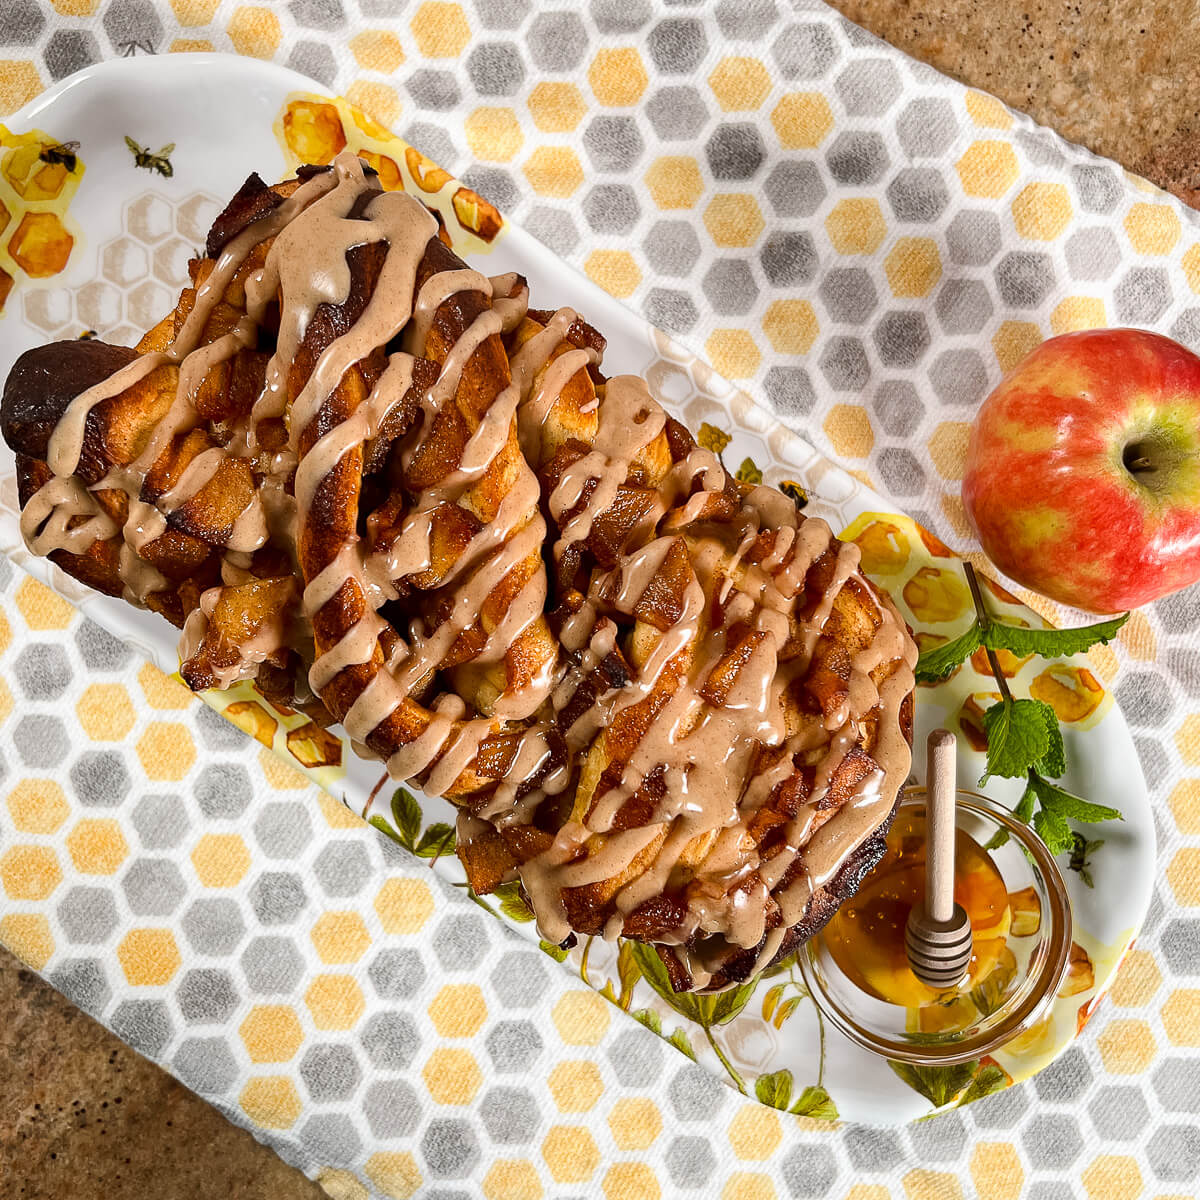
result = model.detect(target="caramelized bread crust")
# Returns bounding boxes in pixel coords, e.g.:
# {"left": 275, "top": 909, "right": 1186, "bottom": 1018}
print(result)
{"left": 3, "top": 156, "right": 917, "bottom": 991}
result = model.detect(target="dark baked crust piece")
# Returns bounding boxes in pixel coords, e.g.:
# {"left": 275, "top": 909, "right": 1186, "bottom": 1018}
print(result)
{"left": 205, "top": 172, "right": 283, "bottom": 260}
{"left": 3, "top": 340, "right": 139, "bottom": 473}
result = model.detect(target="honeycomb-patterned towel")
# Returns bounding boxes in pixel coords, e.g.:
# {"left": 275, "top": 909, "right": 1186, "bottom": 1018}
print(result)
{"left": 2, "top": 2, "right": 1200, "bottom": 1198}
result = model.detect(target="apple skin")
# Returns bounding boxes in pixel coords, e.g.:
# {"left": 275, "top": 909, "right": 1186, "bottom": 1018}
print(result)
{"left": 962, "top": 328, "right": 1200, "bottom": 614}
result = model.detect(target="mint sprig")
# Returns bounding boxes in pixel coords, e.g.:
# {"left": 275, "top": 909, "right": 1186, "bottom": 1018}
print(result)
{"left": 916, "top": 562, "right": 1124, "bottom": 873}
{"left": 1030, "top": 775, "right": 1121, "bottom": 825}
{"left": 986, "top": 614, "right": 1129, "bottom": 659}
{"left": 915, "top": 599, "right": 1126, "bottom": 685}
{"left": 978, "top": 696, "right": 1066, "bottom": 783}
{"left": 913, "top": 625, "right": 982, "bottom": 684}
{"left": 980, "top": 698, "right": 1049, "bottom": 783}
{"left": 1036, "top": 704, "right": 1067, "bottom": 778}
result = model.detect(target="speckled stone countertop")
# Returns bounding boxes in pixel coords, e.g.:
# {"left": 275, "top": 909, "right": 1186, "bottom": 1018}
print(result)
{"left": 832, "top": 0, "right": 1200, "bottom": 204}
{"left": 2, "top": 3, "right": 1198, "bottom": 1198}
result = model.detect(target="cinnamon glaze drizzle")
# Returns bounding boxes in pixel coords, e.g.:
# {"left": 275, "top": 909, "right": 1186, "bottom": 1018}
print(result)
{"left": 19, "top": 153, "right": 916, "bottom": 988}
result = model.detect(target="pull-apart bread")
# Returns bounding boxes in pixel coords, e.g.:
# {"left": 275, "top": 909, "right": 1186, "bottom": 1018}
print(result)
{"left": 2, "top": 153, "right": 916, "bottom": 991}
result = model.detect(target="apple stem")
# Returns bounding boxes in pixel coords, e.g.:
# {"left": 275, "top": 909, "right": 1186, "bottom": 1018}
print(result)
{"left": 964, "top": 561, "right": 1014, "bottom": 704}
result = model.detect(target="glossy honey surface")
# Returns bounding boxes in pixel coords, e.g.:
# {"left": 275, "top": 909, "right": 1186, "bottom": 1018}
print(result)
{"left": 824, "top": 809, "right": 1013, "bottom": 1012}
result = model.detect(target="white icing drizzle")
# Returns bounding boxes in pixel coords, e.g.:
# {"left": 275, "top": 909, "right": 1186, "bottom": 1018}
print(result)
{"left": 20, "top": 474, "right": 117, "bottom": 555}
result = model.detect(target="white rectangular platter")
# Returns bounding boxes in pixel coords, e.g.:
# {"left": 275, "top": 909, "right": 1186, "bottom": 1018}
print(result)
{"left": 0, "top": 54, "right": 1152, "bottom": 1125}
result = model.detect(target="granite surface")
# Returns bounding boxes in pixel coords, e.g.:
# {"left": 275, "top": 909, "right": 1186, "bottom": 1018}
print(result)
{"left": 831, "top": 0, "right": 1200, "bottom": 204}
{"left": 0, "top": 950, "right": 325, "bottom": 1200}
{"left": 2, "top": 2, "right": 1198, "bottom": 1197}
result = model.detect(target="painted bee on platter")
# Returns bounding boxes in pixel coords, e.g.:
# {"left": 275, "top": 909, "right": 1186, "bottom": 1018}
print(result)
{"left": 39, "top": 140, "right": 80, "bottom": 172}
{"left": 125, "top": 136, "right": 175, "bottom": 178}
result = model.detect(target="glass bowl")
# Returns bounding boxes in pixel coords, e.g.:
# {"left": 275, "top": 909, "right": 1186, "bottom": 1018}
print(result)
{"left": 797, "top": 787, "right": 1072, "bottom": 1066}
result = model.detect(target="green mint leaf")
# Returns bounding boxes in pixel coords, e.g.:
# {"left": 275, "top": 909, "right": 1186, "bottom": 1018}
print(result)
{"left": 984, "top": 779, "right": 1038, "bottom": 852}
{"left": 1033, "top": 702, "right": 1067, "bottom": 778}
{"left": 414, "top": 822, "right": 456, "bottom": 858}
{"left": 390, "top": 788, "right": 421, "bottom": 850}
{"left": 1033, "top": 806, "right": 1074, "bottom": 856}
{"left": 791, "top": 1084, "right": 839, "bottom": 1121}
{"left": 984, "top": 612, "right": 1128, "bottom": 659}
{"left": 1030, "top": 775, "right": 1122, "bottom": 824}
{"left": 754, "top": 1069, "right": 793, "bottom": 1110}
{"left": 914, "top": 624, "right": 983, "bottom": 684}
{"left": 983, "top": 826, "right": 1008, "bottom": 851}
{"left": 1016, "top": 780, "right": 1038, "bottom": 823}
{"left": 980, "top": 698, "right": 1051, "bottom": 783}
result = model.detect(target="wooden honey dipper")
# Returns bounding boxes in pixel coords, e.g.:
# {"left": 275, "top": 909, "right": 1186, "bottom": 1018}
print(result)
{"left": 904, "top": 728, "right": 974, "bottom": 989}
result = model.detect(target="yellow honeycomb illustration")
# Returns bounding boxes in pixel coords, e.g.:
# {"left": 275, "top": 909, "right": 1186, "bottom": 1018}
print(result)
{"left": 0, "top": 125, "right": 87, "bottom": 315}
{"left": 273, "top": 93, "right": 505, "bottom": 254}
{"left": 199, "top": 681, "right": 346, "bottom": 788}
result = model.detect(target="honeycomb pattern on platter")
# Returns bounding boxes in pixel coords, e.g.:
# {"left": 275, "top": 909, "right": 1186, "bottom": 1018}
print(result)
{"left": 20, "top": 188, "right": 220, "bottom": 346}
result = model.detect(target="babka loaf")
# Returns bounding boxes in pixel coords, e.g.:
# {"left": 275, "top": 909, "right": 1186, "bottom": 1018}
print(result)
{"left": 2, "top": 152, "right": 916, "bottom": 991}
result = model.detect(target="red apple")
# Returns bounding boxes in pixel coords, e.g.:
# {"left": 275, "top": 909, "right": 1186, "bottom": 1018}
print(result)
{"left": 962, "top": 328, "right": 1200, "bottom": 613}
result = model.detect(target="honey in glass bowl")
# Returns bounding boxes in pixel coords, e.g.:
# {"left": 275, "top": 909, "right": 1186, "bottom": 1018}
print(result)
{"left": 823, "top": 808, "right": 1013, "bottom": 1025}
{"left": 798, "top": 788, "right": 1072, "bottom": 1065}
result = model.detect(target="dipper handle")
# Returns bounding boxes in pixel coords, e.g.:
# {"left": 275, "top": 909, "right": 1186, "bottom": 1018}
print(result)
{"left": 904, "top": 729, "right": 973, "bottom": 990}
{"left": 925, "top": 727, "right": 957, "bottom": 925}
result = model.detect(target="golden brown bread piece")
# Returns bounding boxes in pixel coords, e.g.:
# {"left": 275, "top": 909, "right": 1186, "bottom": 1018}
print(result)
{"left": 3, "top": 153, "right": 916, "bottom": 991}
